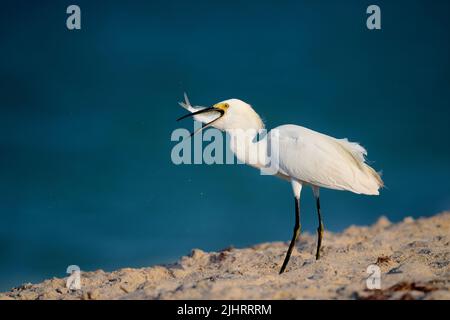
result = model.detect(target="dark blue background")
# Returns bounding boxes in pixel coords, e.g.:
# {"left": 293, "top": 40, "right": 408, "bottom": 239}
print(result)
{"left": 1, "top": 0, "right": 449, "bottom": 290}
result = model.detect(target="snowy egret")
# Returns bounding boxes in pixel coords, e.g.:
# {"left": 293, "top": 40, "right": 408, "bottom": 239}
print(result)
{"left": 177, "top": 94, "right": 383, "bottom": 274}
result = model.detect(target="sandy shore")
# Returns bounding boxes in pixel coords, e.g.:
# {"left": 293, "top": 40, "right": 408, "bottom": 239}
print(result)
{"left": 1, "top": 212, "right": 449, "bottom": 300}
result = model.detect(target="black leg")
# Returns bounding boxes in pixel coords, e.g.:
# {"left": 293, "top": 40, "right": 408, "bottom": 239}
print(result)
{"left": 279, "top": 197, "right": 301, "bottom": 274}
{"left": 315, "top": 196, "right": 324, "bottom": 260}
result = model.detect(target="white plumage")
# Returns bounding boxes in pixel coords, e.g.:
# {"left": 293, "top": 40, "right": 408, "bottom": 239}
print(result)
{"left": 177, "top": 95, "right": 383, "bottom": 273}
{"left": 273, "top": 124, "right": 383, "bottom": 195}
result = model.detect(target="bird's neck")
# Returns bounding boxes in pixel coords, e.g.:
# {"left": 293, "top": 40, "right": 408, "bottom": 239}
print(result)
{"left": 228, "top": 129, "right": 268, "bottom": 169}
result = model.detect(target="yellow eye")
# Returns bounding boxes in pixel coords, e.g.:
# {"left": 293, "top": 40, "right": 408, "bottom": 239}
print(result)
{"left": 214, "top": 102, "right": 230, "bottom": 111}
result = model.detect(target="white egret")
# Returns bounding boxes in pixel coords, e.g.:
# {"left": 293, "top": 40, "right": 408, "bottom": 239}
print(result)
{"left": 177, "top": 94, "right": 383, "bottom": 274}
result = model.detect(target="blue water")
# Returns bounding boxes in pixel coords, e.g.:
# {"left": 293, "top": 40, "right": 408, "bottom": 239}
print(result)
{"left": 1, "top": 0, "right": 449, "bottom": 290}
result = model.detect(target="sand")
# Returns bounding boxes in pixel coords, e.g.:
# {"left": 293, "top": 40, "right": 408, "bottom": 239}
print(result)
{"left": 1, "top": 212, "right": 449, "bottom": 300}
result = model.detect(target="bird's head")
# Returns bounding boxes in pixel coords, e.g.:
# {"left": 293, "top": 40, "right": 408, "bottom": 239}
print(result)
{"left": 177, "top": 98, "right": 264, "bottom": 136}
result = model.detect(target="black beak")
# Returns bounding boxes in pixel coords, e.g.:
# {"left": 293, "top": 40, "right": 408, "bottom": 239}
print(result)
{"left": 176, "top": 107, "right": 225, "bottom": 137}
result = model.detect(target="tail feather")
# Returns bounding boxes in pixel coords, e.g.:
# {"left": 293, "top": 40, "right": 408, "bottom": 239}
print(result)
{"left": 335, "top": 138, "right": 384, "bottom": 195}
{"left": 363, "top": 164, "right": 384, "bottom": 189}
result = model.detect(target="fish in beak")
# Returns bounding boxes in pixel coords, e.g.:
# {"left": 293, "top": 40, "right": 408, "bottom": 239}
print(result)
{"left": 177, "top": 93, "right": 225, "bottom": 137}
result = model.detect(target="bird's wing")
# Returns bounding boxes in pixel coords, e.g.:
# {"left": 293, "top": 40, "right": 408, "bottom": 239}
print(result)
{"left": 270, "top": 125, "right": 382, "bottom": 195}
